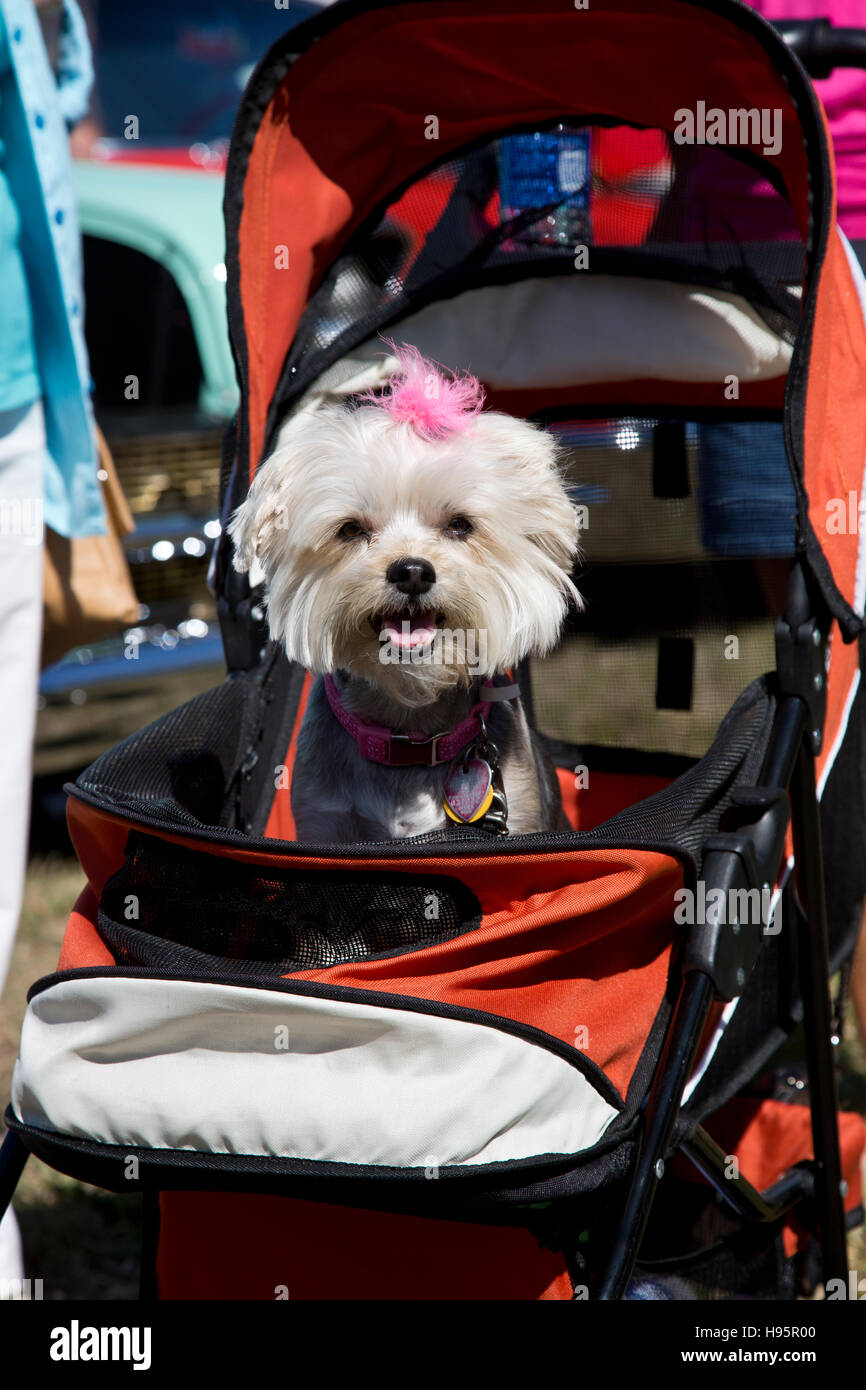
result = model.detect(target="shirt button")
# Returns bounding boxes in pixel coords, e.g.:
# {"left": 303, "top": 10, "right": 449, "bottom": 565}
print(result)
{"left": 34, "top": 113, "right": 45, "bottom": 129}
{"left": 54, "top": 209, "right": 65, "bottom": 224}
{"left": 13, "top": 27, "right": 22, "bottom": 41}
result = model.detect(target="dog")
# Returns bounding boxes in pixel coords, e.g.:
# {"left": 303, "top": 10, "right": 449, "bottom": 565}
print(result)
{"left": 229, "top": 344, "right": 582, "bottom": 842}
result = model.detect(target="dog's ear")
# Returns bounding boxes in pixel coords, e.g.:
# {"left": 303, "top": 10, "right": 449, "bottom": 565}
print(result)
{"left": 524, "top": 480, "right": 581, "bottom": 574}
{"left": 520, "top": 460, "right": 584, "bottom": 616}
{"left": 227, "top": 478, "right": 285, "bottom": 581}
{"left": 475, "top": 413, "right": 581, "bottom": 575}
{"left": 228, "top": 409, "right": 328, "bottom": 579}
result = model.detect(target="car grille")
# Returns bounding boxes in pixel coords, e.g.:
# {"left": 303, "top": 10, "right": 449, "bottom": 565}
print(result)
{"left": 109, "top": 429, "right": 222, "bottom": 518}
{"left": 127, "top": 555, "right": 215, "bottom": 613}
{"left": 105, "top": 427, "right": 224, "bottom": 622}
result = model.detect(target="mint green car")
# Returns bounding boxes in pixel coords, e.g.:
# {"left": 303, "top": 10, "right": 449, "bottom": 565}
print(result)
{"left": 73, "top": 159, "right": 238, "bottom": 420}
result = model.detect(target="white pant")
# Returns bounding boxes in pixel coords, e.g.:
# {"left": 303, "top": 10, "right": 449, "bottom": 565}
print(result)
{"left": 0, "top": 399, "right": 46, "bottom": 1286}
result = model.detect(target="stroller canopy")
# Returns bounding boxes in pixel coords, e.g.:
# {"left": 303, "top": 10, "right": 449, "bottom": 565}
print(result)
{"left": 223, "top": 0, "right": 866, "bottom": 642}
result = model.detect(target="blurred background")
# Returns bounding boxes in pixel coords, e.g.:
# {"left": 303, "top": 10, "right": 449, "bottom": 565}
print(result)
{"left": 32, "top": 0, "right": 322, "bottom": 839}
{"left": 1, "top": 0, "right": 864, "bottom": 1299}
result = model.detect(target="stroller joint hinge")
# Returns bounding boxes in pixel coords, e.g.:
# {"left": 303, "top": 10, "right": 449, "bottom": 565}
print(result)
{"left": 774, "top": 586, "right": 828, "bottom": 755}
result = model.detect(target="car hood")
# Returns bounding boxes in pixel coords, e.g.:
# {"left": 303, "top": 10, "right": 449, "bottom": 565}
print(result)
{"left": 73, "top": 160, "right": 238, "bottom": 418}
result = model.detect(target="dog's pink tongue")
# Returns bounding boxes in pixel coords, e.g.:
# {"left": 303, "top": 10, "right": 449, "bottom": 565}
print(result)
{"left": 383, "top": 616, "right": 438, "bottom": 648}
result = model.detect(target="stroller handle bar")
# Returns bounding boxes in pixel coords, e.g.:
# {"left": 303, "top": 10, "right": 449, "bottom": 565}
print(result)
{"left": 775, "top": 19, "right": 866, "bottom": 77}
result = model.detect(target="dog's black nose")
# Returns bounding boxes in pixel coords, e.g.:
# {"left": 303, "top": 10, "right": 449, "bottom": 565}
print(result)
{"left": 386, "top": 556, "right": 436, "bottom": 596}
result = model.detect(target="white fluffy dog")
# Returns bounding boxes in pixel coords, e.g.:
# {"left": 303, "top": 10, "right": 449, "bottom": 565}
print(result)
{"left": 229, "top": 345, "right": 581, "bottom": 842}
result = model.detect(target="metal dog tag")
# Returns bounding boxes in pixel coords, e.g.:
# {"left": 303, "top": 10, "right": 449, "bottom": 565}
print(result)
{"left": 443, "top": 756, "right": 494, "bottom": 824}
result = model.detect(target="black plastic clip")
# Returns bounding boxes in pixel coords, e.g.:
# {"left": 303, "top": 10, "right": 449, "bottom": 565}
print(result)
{"left": 774, "top": 612, "right": 827, "bottom": 755}
{"left": 682, "top": 787, "right": 790, "bottom": 1001}
{"left": 217, "top": 564, "right": 270, "bottom": 675}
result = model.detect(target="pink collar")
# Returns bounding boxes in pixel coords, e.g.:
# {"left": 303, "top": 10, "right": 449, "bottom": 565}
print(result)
{"left": 323, "top": 674, "right": 519, "bottom": 767}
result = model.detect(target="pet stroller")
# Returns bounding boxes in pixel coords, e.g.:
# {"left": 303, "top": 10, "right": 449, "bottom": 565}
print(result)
{"left": 4, "top": 0, "right": 866, "bottom": 1301}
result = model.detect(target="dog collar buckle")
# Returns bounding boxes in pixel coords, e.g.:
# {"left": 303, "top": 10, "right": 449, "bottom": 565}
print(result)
{"left": 389, "top": 730, "right": 444, "bottom": 767}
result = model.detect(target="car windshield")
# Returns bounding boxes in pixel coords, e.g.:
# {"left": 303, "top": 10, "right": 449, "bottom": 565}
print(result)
{"left": 95, "top": 1, "right": 320, "bottom": 146}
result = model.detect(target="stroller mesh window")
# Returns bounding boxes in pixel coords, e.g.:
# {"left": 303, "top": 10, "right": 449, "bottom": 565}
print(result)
{"left": 75, "top": 652, "right": 306, "bottom": 834}
{"left": 76, "top": 676, "right": 252, "bottom": 827}
{"left": 552, "top": 416, "right": 796, "bottom": 565}
{"left": 529, "top": 571, "right": 778, "bottom": 762}
{"left": 276, "top": 123, "right": 803, "bottom": 424}
{"left": 98, "top": 834, "right": 482, "bottom": 975}
{"left": 524, "top": 415, "right": 793, "bottom": 761}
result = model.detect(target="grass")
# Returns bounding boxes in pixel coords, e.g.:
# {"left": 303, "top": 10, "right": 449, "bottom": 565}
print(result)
{"left": 0, "top": 856, "right": 141, "bottom": 1300}
{"left": 1, "top": 854, "right": 865, "bottom": 1300}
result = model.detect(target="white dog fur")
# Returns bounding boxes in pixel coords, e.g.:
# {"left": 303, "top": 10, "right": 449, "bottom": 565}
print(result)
{"left": 229, "top": 366, "right": 582, "bottom": 842}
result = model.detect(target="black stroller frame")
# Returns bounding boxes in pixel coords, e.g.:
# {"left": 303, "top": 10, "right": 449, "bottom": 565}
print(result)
{"left": 600, "top": 558, "right": 845, "bottom": 1297}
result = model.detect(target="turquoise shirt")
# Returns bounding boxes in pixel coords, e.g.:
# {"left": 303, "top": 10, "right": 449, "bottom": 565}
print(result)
{"left": 0, "top": 0, "right": 104, "bottom": 537}
{"left": 0, "top": 13, "right": 39, "bottom": 412}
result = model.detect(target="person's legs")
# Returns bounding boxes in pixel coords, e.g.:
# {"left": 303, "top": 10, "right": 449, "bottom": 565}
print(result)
{"left": 0, "top": 400, "right": 46, "bottom": 1288}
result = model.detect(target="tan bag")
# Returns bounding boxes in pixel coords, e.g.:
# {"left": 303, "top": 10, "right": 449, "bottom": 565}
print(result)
{"left": 42, "top": 427, "right": 140, "bottom": 668}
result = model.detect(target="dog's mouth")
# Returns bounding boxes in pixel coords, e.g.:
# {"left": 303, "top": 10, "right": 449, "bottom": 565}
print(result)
{"left": 370, "top": 608, "right": 445, "bottom": 649}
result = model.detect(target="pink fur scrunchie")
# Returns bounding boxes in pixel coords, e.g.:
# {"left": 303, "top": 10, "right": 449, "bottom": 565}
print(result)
{"left": 364, "top": 341, "right": 485, "bottom": 440}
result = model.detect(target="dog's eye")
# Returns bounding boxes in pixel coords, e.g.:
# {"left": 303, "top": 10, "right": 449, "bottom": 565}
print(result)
{"left": 337, "top": 521, "right": 367, "bottom": 541}
{"left": 444, "top": 516, "right": 473, "bottom": 538}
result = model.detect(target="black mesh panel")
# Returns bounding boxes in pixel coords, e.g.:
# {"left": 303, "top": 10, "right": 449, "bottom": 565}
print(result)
{"left": 98, "top": 834, "right": 482, "bottom": 976}
{"left": 633, "top": 1177, "right": 798, "bottom": 1301}
{"left": 74, "top": 648, "right": 303, "bottom": 836}
{"left": 529, "top": 561, "right": 780, "bottom": 761}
